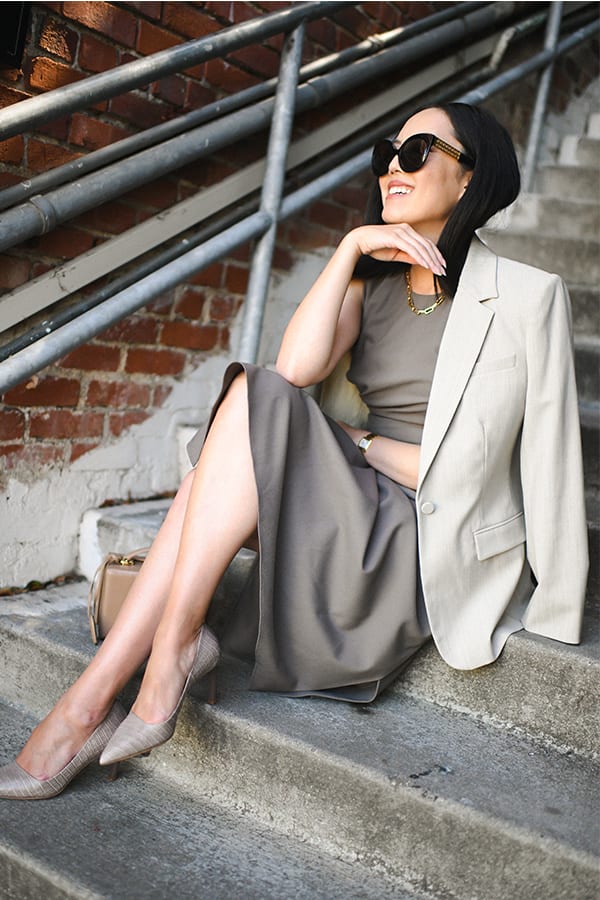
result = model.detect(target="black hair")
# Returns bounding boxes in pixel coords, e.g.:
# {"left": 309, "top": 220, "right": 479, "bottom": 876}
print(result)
{"left": 353, "top": 103, "right": 521, "bottom": 296}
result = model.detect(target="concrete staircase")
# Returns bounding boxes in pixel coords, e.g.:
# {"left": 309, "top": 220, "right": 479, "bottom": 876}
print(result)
{"left": 1, "top": 117, "right": 599, "bottom": 899}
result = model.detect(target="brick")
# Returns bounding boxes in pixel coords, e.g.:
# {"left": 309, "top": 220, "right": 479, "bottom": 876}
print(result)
{"left": 69, "top": 113, "right": 132, "bottom": 150}
{"left": 161, "top": 321, "right": 219, "bottom": 350}
{"left": 175, "top": 288, "right": 206, "bottom": 319}
{"left": 29, "top": 410, "right": 104, "bottom": 439}
{"left": 97, "top": 315, "right": 159, "bottom": 344}
{"left": 152, "top": 384, "right": 173, "bottom": 406}
{"left": 58, "top": 344, "right": 121, "bottom": 372}
{"left": 0, "top": 173, "right": 22, "bottom": 191}
{"left": 39, "top": 19, "right": 79, "bottom": 62}
{"left": 306, "top": 18, "right": 337, "bottom": 52}
{"left": 137, "top": 19, "right": 180, "bottom": 56}
{"left": 204, "top": 58, "right": 260, "bottom": 93}
{"left": 224, "top": 263, "right": 249, "bottom": 294}
{"left": 272, "top": 245, "right": 294, "bottom": 272}
{"left": 151, "top": 73, "right": 186, "bottom": 107}
{"left": 62, "top": 3, "right": 138, "bottom": 48}
{"left": 0, "top": 255, "right": 31, "bottom": 290}
{"left": 184, "top": 79, "right": 216, "bottom": 112}
{"left": 0, "top": 136, "right": 24, "bottom": 165}
{"left": 0, "top": 444, "right": 66, "bottom": 469}
{"left": 109, "top": 410, "right": 150, "bottom": 436}
{"left": 36, "top": 116, "right": 70, "bottom": 142}
{"left": 124, "top": 178, "right": 178, "bottom": 211}
{"left": 230, "top": 44, "right": 281, "bottom": 78}
{"left": 125, "top": 347, "right": 186, "bottom": 375}
{"left": 0, "top": 409, "right": 25, "bottom": 441}
{"left": 79, "top": 34, "right": 119, "bottom": 74}
{"left": 28, "top": 57, "right": 85, "bottom": 93}
{"left": 109, "top": 91, "right": 172, "bottom": 130}
{"left": 209, "top": 296, "right": 237, "bottom": 322}
{"left": 2, "top": 375, "right": 80, "bottom": 408}
{"left": 309, "top": 199, "right": 346, "bottom": 231}
{"left": 27, "top": 139, "right": 82, "bottom": 173}
{"left": 70, "top": 441, "right": 102, "bottom": 462}
{"left": 122, "top": 2, "right": 162, "bottom": 20}
{"left": 76, "top": 200, "right": 138, "bottom": 235}
{"left": 161, "top": 4, "right": 221, "bottom": 39}
{"left": 87, "top": 379, "right": 151, "bottom": 408}
{"left": 0, "top": 84, "right": 30, "bottom": 107}
{"left": 37, "top": 226, "right": 95, "bottom": 258}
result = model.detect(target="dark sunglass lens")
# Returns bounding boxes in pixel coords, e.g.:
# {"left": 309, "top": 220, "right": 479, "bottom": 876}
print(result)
{"left": 399, "top": 136, "right": 430, "bottom": 172}
{"left": 371, "top": 140, "right": 395, "bottom": 176}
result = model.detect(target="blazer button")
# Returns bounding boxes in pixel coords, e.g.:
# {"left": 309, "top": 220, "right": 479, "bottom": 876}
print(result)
{"left": 420, "top": 501, "right": 435, "bottom": 515}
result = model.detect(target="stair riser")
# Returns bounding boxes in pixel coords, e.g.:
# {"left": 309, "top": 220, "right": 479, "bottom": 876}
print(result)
{"left": 582, "top": 414, "right": 600, "bottom": 495}
{"left": 504, "top": 195, "right": 599, "bottom": 239}
{"left": 538, "top": 166, "right": 600, "bottom": 202}
{"left": 482, "top": 232, "right": 599, "bottom": 286}
{"left": 0, "top": 846, "right": 85, "bottom": 900}
{"left": 559, "top": 136, "right": 600, "bottom": 168}
{"left": 576, "top": 347, "right": 600, "bottom": 404}
{"left": 394, "top": 627, "right": 599, "bottom": 759}
{"left": 144, "top": 704, "right": 598, "bottom": 900}
{"left": 570, "top": 286, "right": 600, "bottom": 335}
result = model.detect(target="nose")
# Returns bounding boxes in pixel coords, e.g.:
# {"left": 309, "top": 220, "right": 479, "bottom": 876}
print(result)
{"left": 388, "top": 152, "right": 401, "bottom": 174}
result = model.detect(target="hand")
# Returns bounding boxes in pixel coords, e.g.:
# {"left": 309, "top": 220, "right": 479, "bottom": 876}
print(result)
{"left": 346, "top": 224, "right": 446, "bottom": 275}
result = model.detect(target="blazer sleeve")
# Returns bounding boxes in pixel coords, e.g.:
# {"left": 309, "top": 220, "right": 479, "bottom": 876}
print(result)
{"left": 520, "top": 274, "right": 588, "bottom": 643}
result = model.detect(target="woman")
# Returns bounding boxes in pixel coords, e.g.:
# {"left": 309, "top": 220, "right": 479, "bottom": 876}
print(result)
{"left": 0, "top": 103, "right": 588, "bottom": 798}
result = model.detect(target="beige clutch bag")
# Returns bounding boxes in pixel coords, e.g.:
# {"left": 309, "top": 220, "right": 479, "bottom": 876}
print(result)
{"left": 87, "top": 548, "right": 149, "bottom": 644}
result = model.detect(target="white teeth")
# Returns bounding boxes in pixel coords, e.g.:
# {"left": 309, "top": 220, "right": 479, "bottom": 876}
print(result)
{"left": 389, "top": 186, "right": 411, "bottom": 195}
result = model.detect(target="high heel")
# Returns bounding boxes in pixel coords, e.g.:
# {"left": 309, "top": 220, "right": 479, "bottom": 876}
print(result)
{"left": 0, "top": 702, "right": 127, "bottom": 801}
{"left": 99, "top": 625, "right": 219, "bottom": 766}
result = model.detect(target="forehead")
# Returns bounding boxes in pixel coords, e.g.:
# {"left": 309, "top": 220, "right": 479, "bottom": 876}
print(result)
{"left": 396, "top": 108, "right": 454, "bottom": 143}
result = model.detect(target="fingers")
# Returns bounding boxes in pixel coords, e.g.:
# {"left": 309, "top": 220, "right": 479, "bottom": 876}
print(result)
{"left": 356, "top": 225, "right": 446, "bottom": 275}
{"left": 388, "top": 225, "right": 446, "bottom": 275}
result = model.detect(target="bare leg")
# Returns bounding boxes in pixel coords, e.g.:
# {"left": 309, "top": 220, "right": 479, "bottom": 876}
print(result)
{"left": 16, "top": 372, "right": 257, "bottom": 775}
{"left": 131, "top": 372, "right": 258, "bottom": 723}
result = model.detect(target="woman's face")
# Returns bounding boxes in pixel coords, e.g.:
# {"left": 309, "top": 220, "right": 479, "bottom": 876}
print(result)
{"left": 379, "top": 108, "right": 472, "bottom": 240}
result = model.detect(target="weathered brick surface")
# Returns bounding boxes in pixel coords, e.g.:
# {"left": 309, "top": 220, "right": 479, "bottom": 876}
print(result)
{"left": 0, "top": 1, "right": 595, "bottom": 477}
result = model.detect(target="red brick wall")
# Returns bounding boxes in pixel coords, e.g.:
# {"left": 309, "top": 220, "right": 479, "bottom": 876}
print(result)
{"left": 0, "top": 1, "right": 596, "bottom": 478}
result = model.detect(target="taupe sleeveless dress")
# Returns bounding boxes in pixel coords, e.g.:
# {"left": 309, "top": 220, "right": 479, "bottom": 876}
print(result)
{"left": 189, "top": 274, "right": 451, "bottom": 702}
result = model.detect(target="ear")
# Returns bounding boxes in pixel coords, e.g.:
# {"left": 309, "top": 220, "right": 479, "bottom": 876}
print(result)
{"left": 462, "top": 171, "right": 473, "bottom": 192}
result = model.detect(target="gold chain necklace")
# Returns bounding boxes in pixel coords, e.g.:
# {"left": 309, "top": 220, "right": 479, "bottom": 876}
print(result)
{"left": 405, "top": 269, "right": 446, "bottom": 316}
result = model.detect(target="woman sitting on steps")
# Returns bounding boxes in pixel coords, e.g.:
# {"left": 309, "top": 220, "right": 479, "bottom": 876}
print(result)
{"left": 0, "top": 102, "right": 588, "bottom": 799}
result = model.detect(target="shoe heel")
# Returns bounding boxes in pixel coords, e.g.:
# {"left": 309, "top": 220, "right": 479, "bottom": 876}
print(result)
{"left": 105, "top": 762, "right": 120, "bottom": 782}
{"left": 206, "top": 668, "right": 218, "bottom": 706}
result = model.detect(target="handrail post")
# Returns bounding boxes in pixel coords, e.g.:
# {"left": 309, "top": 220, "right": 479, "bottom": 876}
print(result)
{"left": 237, "top": 23, "right": 305, "bottom": 364}
{"left": 522, "top": 2, "right": 563, "bottom": 192}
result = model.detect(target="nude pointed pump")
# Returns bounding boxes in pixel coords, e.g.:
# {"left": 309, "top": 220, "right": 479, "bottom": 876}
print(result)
{"left": 0, "top": 702, "right": 127, "bottom": 801}
{"left": 99, "top": 625, "right": 220, "bottom": 767}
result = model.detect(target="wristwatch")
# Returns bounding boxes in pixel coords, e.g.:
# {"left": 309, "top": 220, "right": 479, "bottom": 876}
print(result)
{"left": 357, "top": 432, "right": 377, "bottom": 454}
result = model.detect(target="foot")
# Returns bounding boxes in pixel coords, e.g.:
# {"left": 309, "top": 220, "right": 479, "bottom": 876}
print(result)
{"left": 15, "top": 697, "right": 112, "bottom": 782}
{"left": 130, "top": 633, "right": 200, "bottom": 725}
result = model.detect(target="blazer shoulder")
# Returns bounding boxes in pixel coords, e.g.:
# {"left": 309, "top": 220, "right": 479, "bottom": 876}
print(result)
{"left": 494, "top": 254, "right": 567, "bottom": 319}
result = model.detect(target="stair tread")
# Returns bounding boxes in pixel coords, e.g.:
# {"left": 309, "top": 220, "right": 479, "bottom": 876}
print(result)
{"left": 0, "top": 700, "right": 419, "bottom": 900}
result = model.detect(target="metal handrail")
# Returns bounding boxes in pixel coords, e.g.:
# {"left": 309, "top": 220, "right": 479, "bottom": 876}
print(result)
{"left": 0, "top": 0, "right": 538, "bottom": 255}
{"left": 0, "top": 1, "right": 597, "bottom": 392}
{"left": 0, "top": 13, "right": 597, "bottom": 393}
{"left": 0, "top": 1, "right": 353, "bottom": 141}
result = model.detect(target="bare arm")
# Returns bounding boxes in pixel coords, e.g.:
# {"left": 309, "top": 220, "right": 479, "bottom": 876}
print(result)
{"left": 338, "top": 423, "right": 420, "bottom": 490}
{"left": 276, "top": 224, "right": 446, "bottom": 388}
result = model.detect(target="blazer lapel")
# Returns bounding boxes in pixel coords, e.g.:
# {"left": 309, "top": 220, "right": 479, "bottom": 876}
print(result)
{"left": 418, "top": 237, "right": 499, "bottom": 486}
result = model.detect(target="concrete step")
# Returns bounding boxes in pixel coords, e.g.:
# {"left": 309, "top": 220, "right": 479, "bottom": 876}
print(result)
{"left": 480, "top": 230, "right": 599, "bottom": 286}
{"left": 581, "top": 403, "right": 600, "bottom": 500}
{"left": 588, "top": 112, "right": 600, "bottom": 139}
{"left": 558, "top": 134, "right": 600, "bottom": 168}
{"left": 575, "top": 337, "right": 600, "bottom": 405}
{"left": 0, "top": 604, "right": 597, "bottom": 900}
{"left": 0, "top": 700, "right": 419, "bottom": 900}
{"left": 1, "top": 576, "right": 598, "bottom": 761}
{"left": 537, "top": 164, "right": 600, "bottom": 202}
{"left": 570, "top": 284, "right": 600, "bottom": 336}
{"left": 501, "top": 192, "right": 600, "bottom": 239}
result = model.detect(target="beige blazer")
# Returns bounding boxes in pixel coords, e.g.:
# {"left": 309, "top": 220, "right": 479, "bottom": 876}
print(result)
{"left": 321, "top": 236, "right": 589, "bottom": 670}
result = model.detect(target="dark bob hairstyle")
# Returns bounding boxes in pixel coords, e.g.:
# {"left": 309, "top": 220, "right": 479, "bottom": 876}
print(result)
{"left": 354, "top": 103, "right": 521, "bottom": 297}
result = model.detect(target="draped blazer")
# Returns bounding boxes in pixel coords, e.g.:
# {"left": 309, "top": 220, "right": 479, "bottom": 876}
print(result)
{"left": 322, "top": 235, "right": 589, "bottom": 670}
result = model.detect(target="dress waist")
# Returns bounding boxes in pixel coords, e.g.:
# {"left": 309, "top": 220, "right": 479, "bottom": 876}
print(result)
{"left": 366, "top": 412, "right": 423, "bottom": 445}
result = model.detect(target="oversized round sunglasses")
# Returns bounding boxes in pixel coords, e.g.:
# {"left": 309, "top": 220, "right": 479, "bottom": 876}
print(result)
{"left": 371, "top": 133, "right": 475, "bottom": 176}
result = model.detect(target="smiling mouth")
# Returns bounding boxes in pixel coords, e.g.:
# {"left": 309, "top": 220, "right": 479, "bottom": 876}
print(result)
{"left": 388, "top": 185, "right": 412, "bottom": 196}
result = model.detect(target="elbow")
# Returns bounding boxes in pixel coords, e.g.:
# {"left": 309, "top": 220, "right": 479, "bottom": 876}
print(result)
{"left": 275, "top": 355, "right": 314, "bottom": 389}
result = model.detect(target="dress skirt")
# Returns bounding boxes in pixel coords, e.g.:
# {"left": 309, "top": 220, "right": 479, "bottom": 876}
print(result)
{"left": 188, "top": 362, "right": 431, "bottom": 703}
